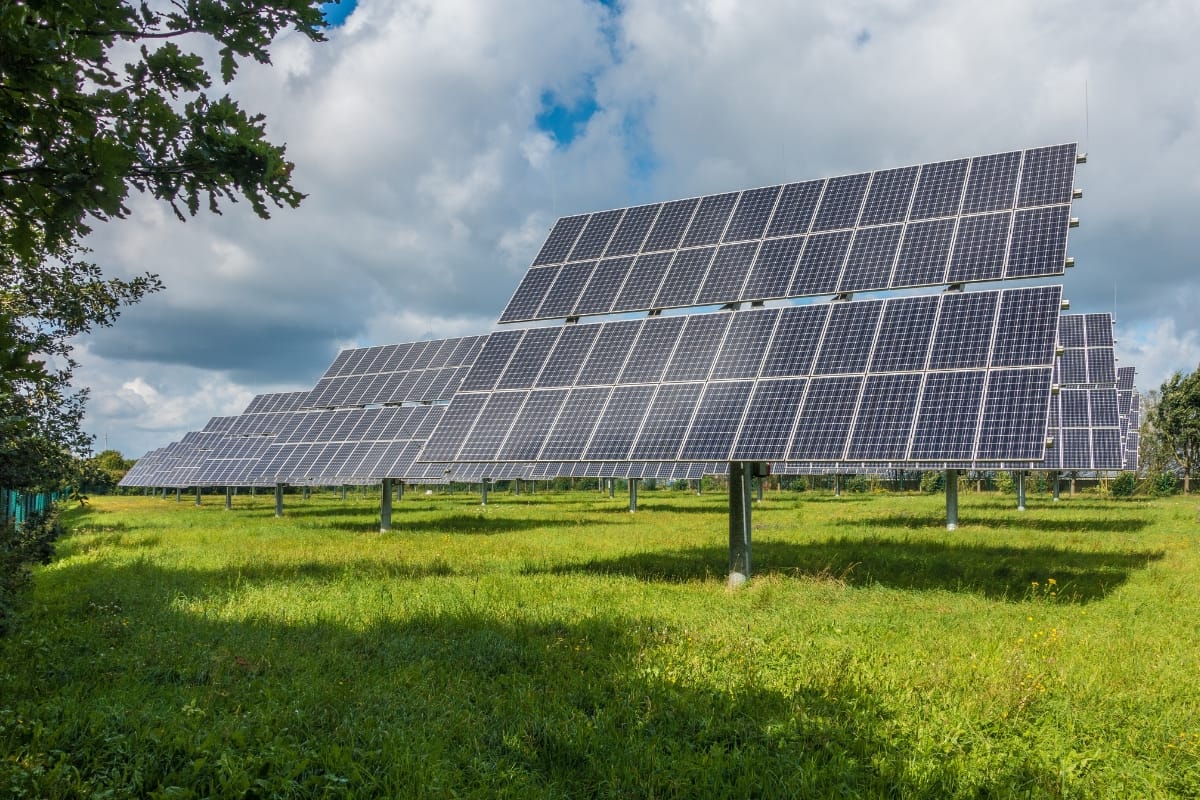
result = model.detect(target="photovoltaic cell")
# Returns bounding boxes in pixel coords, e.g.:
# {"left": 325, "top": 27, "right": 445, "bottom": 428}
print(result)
{"left": 838, "top": 225, "right": 902, "bottom": 292}
{"left": 604, "top": 204, "right": 659, "bottom": 256}
{"left": 536, "top": 261, "right": 596, "bottom": 318}
{"left": 976, "top": 368, "right": 1052, "bottom": 460}
{"left": 961, "top": 150, "right": 1021, "bottom": 213}
{"left": 618, "top": 316, "right": 686, "bottom": 383}
{"left": 1085, "top": 314, "right": 1113, "bottom": 347}
{"left": 761, "top": 305, "right": 830, "bottom": 377}
{"left": 710, "top": 308, "right": 779, "bottom": 379}
{"left": 653, "top": 247, "right": 715, "bottom": 308}
{"left": 696, "top": 242, "right": 758, "bottom": 305}
{"left": 742, "top": 236, "right": 804, "bottom": 300}
{"left": 990, "top": 286, "right": 1061, "bottom": 367}
{"left": 533, "top": 215, "right": 587, "bottom": 265}
{"left": 568, "top": 209, "right": 623, "bottom": 261}
{"left": 813, "top": 301, "right": 882, "bottom": 375}
{"left": 1006, "top": 206, "right": 1070, "bottom": 279}
{"left": 947, "top": 212, "right": 1011, "bottom": 283}
{"left": 678, "top": 381, "right": 753, "bottom": 460}
{"left": 724, "top": 186, "right": 781, "bottom": 241}
{"left": 789, "top": 230, "right": 852, "bottom": 296}
{"left": 730, "top": 379, "right": 807, "bottom": 460}
{"left": 869, "top": 295, "right": 938, "bottom": 372}
{"left": 535, "top": 324, "right": 600, "bottom": 388}
{"left": 928, "top": 292, "right": 998, "bottom": 369}
{"left": 630, "top": 383, "right": 705, "bottom": 460}
{"left": 910, "top": 159, "right": 968, "bottom": 220}
{"left": 766, "top": 181, "right": 823, "bottom": 237}
{"left": 811, "top": 173, "right": 870, "bottom": 231}
{"left": 500, "top": 267, "right": 559, "bottom": 323}
{"left": 539, "top": 387, "right": 610, "bottom": 460}
{"left": 583, "top": 385, "right": 656, "bottom": 460}
{"left": 498, "top": 390, "right": 568, "bottom": 459}
{"left": 573, "top": 257, "right": 633, "bottom": 315}
{"left": 1087, "top": 347, "right": 1116, "bottom": 385}
{"left": 1018, "top": 144, "right": 1077, "bottom": 207}
{"left": 575, "top": 320, "right": 641, "bottom": 385}
{"left": 682, "top": 192, "right": 738, "bottom": 247}
{"left": 787, "top": 376, "right": 863, "bottom": 460}
{"left": 663, "top": 313, "right": 732, "bottom": 382}
{"left": 845, "top": 373, "right": 923, "bottom": 460}
{"left": 909, "top": 370, "right": 985, "bottom": 460}
{"left": 858, "top": 166, "right": 918, "bottom": 225}
{"left": 643, "top": 198, "right": 699, "bottom": 252}
{"left": 459, "top": 329, "right": 525, "bottom": 392}
{"left": 496, "top": 327, "right": 559, "bottom": 389}
{"left": 612, "top": 252, "right": 672, "bottom": 312}
{"left": 891, "top": 218, "right": 954, "bottom": 286}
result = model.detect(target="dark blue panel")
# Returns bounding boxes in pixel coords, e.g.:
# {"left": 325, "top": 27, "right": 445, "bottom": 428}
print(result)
{"left": 612, "top": 251, "right": 673, "bottom": 313}
{"left": 869, "top": 295, "right": 939, "bottom": 372}
{"left": 1085, "top": 314, "right": 1114, "bottom": 347}
{"left": 533, "top": 214, "right": 588, "bottom": 265}
{"left": 1059, "top": 389, "right": 1090, "bottom": 426}
{"left": 653, "top": 247, "right": 716, "bottom": 309}
{"left": 761, "top": 304, "right": 830, "bottom": 377}
{"left": 730, "top": 379, "right": 806, "bottom": 460}
{"left": 1059, "top": 350, "right": 1088, "bottom": 385}
{"left": 837, "top": 225, "right": 903, "bottom": 292}
{"left": 890, "top": 218, "right": 954, "bottom": 287}
{"left": 711, "top": 308, "right": 780, "bottom": 379}
{"left": 421, "top": 340, "right": 455, "bottom": 370}
{"left": 1092, "top": 428, "right": 1122, "bottom": 469}
{"left": 1058, "top": 315, "right": 1086, "bottom": 348}
{"left": 1087, "top": 347, "right": 1116, "bottom": 385}
{"left": 535, "top": 324, "right": 601, "bottom": 388}
{"left": 420, "top": 393, "right": 488, "bottom": 460}
{"left": 664, "top": 314, "right": 733, "bottom": 382}
{"left": 724, "top": 185, "right": 781, "bottom": 241}
{"left": 695, "top": 241, "right": 758, "bottom": 305}
{"left": 336, "top": 348, "right": 369, "bottom": 377}
{"left": 786, "top": 376, "right": 863, "bottom": 460}
{"left": 788, "top": 230, "right": 852, "bottom": 296}
{"left": 846, "top": 373, "right": 923, "bottom": 460}
{"left": 498, "top": 390, "right": 568, "bottom": 460}
{"left": 1059, "top": 427, "right": 1091, "bottom": 469}
{"left": 947, "top": 212, "right": 1011, "bottom": 283}
{"left": 575, "top": 320, "right": 643, "bottom": 385}
{"left": 572, "top": 257, "right": 633, "bottom": 316}
{"left": 766, "top": 180, "right": 823, "bottom": 237}
{"left": 742, "top": 236, "right": 804, "bottom": 300}
{"left": 539, "top": 387, "right": 611, "bottom": 460}
{"left": 1017, "top": 144, "right": 1077, "bottom": 207}
{"left": 458, "top": 329, "right": 525, "bottom": 392}
{"left": 629, "top": 383, "right": 705, "bottom": 459}
{"left": 976, "top": 368, "right": 1052, "bottom": 460}
{"left": 409, "top": 340, "right": 442, "bottom": 371}
{"left": 536, "top": 260, "right": 597, "bottom": 319}
{"left": 990, "top": 286, "right": 1062, "bottom": 368}
{"left": 859, "top": 166, "right": 919, "bottom": 225}
{"left": 813, "top": 300, "right": 883, "bottom": 375}
{"left": 678, "top": 381, "right": 754, "bottom": 460}
{"left": 457, "top": 392, "right": 528, "bottom": 460}
{"left": 1005, "top": 206, "right": 1069, "bottom": 279}
{"left": 497, "top": 327, "right": 560, "bottom": 390}
{"left": 583, "top": 385, "right": 657, "bottom": 460}
{"left": 500, "top": 266, "right": 559, "bottom": 322}
{"left": 962, "top": 151, "right": 1021, "bottom": 213}
{"left": 928, "top": 292, "right": 998, "bottom": 370}
{"left": 682, "top": 192, "right": 738, "bottom": 247}
{"left": 910, "top": 159, "right": 968, "bottom": 220}
{"left": 379, "top": 343, "right": 411, "bottom": 372}
{"left": 1090, "top": 389, "right": 1120, "bottom": 426}
{"left": 1117, "top": 367, "right": 1136, "bottom": 393}
{"left": 618, "top": 316, "right": 687, "bottom": 383}
{"left": 605, "top": 203, "right": 660, "bottom": 256}
{"left": 812, "top": 173, "right": 870, "bottom": 231}
{"left": 568, "top": 209, "right": 624, "bottom": 261}
{"left": 909, "top": 371, "right": 985, "bottom": 460}
{"left": 643, "top": 198, "right": 699, "bottom": 251}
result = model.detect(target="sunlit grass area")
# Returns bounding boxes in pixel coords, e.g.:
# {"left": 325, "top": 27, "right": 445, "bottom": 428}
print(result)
{"left": 2, "top": 487, "right": 1198, "bottom": 798}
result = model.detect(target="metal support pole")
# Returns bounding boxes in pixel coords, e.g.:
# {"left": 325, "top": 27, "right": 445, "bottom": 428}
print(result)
{"left": 397, "top": 481, "right": 404, "bottom": 501}
{"left": 946, "top": 468, "right": 959, "bottom": 531}
{"left": 728, "top": 462, "right": 752, "bottom": 587}
{"left": 608, "top": 478, "right": 615, "bottom": 499}
{"left": 1017, "top": 470, "right": 1027, "bottom": 512}
{"left": 481, "top": 479, "right": 489, "bottom": 506}
{"left": 1052, "top": 471, "right": 1060, "bottom": 502}
{"left": 515, "top": 480, "right": 521, "bottom": 496}
{"left": 696, "top": 479, "right": 702, "bottom": 496}
{"left": 175, "top": 487, "right": 181, "bottom": 502}
{"left": 225, "top": 486, "right": 232, "bottom": 510}
{"left": 380, "top": 478, "right": 392, "bottom": 532}
{"left": 341, "top": 485, "right": 347, "bottom": 501}
{"left": 195, "top": 486, "right": 201, "bottom": 506}
{"left": 629, "top": 480, "right": 638, "bottom": 512}
{"left": 303, "top": 485, "right": 310, "bottom": 500}
{"left": 274, "top": 483, "right": 283, "bottom": 518}
{"left": 756, "top": 478, "right": 763, "bottom": 503}
{"left": 834, "top": 474, "right": 841, "bottom": 497}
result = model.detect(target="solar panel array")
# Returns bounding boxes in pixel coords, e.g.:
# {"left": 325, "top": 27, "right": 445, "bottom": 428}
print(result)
{"left": 500, "top": 144, "right": 1078, "bottom": 323}
{"left": 302, "top": 337, "right": 486, "bottom": 409}
{"left": 423, "top": 285, "right": 1063, "bottom": 466}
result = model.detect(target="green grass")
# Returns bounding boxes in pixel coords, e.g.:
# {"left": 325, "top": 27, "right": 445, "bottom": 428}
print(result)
{"left": 2, "top": 487, "right": 1199, "bottom": 798}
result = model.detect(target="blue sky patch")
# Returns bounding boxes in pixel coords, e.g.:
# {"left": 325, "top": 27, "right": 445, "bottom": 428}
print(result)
{"left": 536, "top": 89, "right": 600, "bottom": 147}
{"left": 322, "top": 0, "right": 357, "bottom": 27}
{"left": 855, "top": 28, "right": 872, "bottom": 47}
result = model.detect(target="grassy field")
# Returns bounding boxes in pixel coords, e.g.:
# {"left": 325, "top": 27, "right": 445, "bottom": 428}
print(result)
{"left": 1, "top": 486, "right": 1198, "bottom": 798}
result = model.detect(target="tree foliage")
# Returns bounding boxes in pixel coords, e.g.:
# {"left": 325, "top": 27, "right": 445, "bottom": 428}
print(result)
{"left": 1, "top": 0, "right": 326, "bottom": 492}
{"left": 1150, "top": 367, "right": 1200, "bottom": 491}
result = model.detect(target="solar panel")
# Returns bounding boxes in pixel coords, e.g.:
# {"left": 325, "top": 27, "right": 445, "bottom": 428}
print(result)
{"left": 499, "top": 144, "right": 1079, "bottom": 323}
{"left": 425, "top": 284, "right": 1063, "bottom": 466}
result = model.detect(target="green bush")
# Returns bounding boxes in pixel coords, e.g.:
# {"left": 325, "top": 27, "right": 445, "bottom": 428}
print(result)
{"left": 1149, "top": 472, "right": 1179, "bottom": 496}
{"left": 992, "top": 471, "right": 1015, "bottom": 494}
{"left": 919, "top": 471, "right": 944, "bottom": 493}
{"left": 1, "top": 508, "right": 63, "bottom": 634}
{"left": 1111, "top": 472, "right": 1137, "bottom": 497}
{"left": 785, "top": 477, "right": 808, "bottom": 492}
{"left": 845, "top": 475, "right": 871, "bottom": 493}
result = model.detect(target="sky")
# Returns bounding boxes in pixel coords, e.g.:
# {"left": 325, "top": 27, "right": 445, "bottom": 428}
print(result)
{"left": 73, "top": 0, "right": 1200, "bottom": 457}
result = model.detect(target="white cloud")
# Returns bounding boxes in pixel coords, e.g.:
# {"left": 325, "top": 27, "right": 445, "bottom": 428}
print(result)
{"left": 71, "top": 0, "right": 1200, "bottom": 456}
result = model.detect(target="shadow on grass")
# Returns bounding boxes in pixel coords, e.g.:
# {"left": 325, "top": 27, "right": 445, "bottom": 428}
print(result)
{"left": 841, "top": 513, "right": 1152, "bottom": 534}
{"left": 543, "top": 537, "right": 1163, "bottom": 603}
{"left": 10, "top": 557, "right": 1060, "bottom": 798}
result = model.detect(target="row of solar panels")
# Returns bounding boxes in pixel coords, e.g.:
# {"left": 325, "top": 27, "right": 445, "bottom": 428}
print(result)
{"left": 121, "top": 311, "right": 1138, "bottom": 489}
{"left": 501, "top": 144, "right": 1079, "bottom": 323}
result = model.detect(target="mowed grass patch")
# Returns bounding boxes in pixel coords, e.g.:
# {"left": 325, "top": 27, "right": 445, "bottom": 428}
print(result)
{"left": 1, "top": 488, "right": 1197, "bottom": 798}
